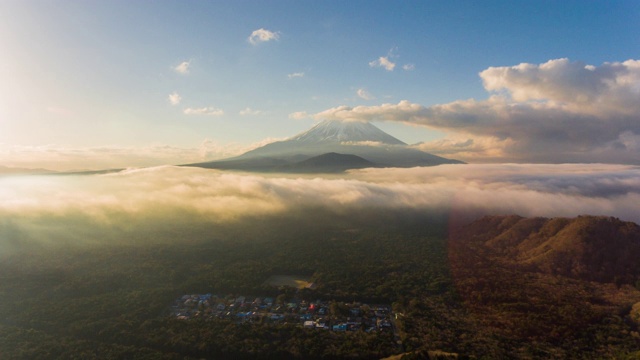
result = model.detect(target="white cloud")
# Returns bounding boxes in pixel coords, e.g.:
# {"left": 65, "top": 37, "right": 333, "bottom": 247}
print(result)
{"left": 403, "top": 64, "right": 415, "bottom": 71}
{"left": 356, "top": 88, "right": 375, "bottom": 100}
{"left": 2, "top": 164, "right": 640, "bottom": 251}
{"left": 314, "top": 100, "right": 424, "bottom": 123}
{"left": 479, "top": 58, "right": 640, "bottom": 115}
{"left": 0, "top": 143, "right": 240, "bottom": 171}
{"left": 0, "top": 137, "right": 293, "bottom": 171}
{"left": 248, "top": 28, "right": 280, "bottom": 45}
{"left": 168, "top": 92, "right": 182, "bottom": 106}
{"left": 287, "top": 72, "right": 304, "bottom": 79}
{"left": 174, "top": 61, "right": 191, "bottom": 74}
{"left": 369, "top": 56, "right": 396, "bottom": 71}
{"left": 412, "top": 136, "right": 516, "bottom": 163}
{"left": 239, "top": 107, "right": 262, "bottom": 116}
{"left": 288, "top": 111, "right": 309, "bottom": 120}
{"left": 312, "top": 59, "right": 640, "bottom": 164}
{"left": 184, "top": 107, "right": 224, "bottom": 116}
{"left": 241, "top": 136, "right": 286, "bottom": 151}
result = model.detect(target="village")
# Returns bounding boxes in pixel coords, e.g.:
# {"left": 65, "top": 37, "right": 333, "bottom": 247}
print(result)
{"left": 170, "top": 293, "right": 395, "bottom": 333}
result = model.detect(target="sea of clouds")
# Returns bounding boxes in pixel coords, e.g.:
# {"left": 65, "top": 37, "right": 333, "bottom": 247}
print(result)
{"left": 1, "top": 164, "right": 639, "bottom": 253}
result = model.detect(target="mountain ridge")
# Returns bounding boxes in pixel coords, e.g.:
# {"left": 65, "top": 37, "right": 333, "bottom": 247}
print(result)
{"left": 448, "top": 214, "right": 640, "bottom": 350}
{"left": 453, "top": 214, "right": 640, "bottom": 284}
{"left": 186, "top": 120, "right": 463, "bottom": 172}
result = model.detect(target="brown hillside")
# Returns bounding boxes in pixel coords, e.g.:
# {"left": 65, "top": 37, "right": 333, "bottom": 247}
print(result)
{"left": 448, "top": 215, "right": 640, "bottom": 355}
{"left": 456, "top": 215, "right": 640, "bottom": 284}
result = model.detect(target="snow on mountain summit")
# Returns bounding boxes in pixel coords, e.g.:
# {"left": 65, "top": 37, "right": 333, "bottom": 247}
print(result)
{"left": 186, "top": 117, "right": 464, "bottom": 170}
{"left": 288, "top": 120, "right": 406, "bottom": 145}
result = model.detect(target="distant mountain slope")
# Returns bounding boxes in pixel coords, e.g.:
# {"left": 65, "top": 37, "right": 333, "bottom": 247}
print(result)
{"left": 186, "top": 120, "right": 463, "bottom": 172}
{"left": 453, "top": 215, "right": 640, "bottom": 284}
{"left": 0, "top": 165, "right": 55, "bottom": 176}
{"left": 283, "top": 152, "right": 374, "bottom": 173}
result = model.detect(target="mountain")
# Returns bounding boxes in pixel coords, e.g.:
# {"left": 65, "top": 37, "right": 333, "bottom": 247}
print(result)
{"left": 186, "top": 120, "right": 463, "bottom": 172}
{"left": 0, "top": 165, "right": 55, "bottom": 176}
{"left": 282, "top": 152, "right": 374, "bottom": 173}
{"left": 452, "top": 215, "right": 640, "bottom": 284}
{"left": 286, "top": 120, "right": 406, "bottom": 145}
{"left": 448, "top": 215, "right": 640, "bottom": 351}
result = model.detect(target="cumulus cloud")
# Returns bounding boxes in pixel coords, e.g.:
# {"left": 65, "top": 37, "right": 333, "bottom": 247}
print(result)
{"left": 174, "top": 61, "right": 191, "bottom": 74}
{"left": 369, "top": 56, "right": 396, "bottom": 71}
{"left": 184, "top": 107, "right": 224, "bottom": 116}
{"left": 412, "top": 135, "right": 515, "bottom": 162}
{"left": 357, "top": 88, "right": 375, "bottom": 100}
{"left": 248, "top": 28, "right": 280, "bottom": 45}
{"left": 403, "top": 64, "right": 415, "bottom": 71}
{"left": 287, "top": 72, "right": 304, "bottom": 79}
{"left": 313, "top": 100, "right": 424, "bottom": 123}
{"left": 239, "top": 107, "right": 262, "bottom": 116}
{"left": 1, "top": 164, "right": 639, "bottom": 253}
{"left": 288, "top": 111, "right": 309, "bottom": 120}
{"left": 480, "top": 58, "right": 640, "bottom": 112}
{"left": 313, "top": 59, "right": 640, "bottom": 164}
{"left": 168, "top": 92, "right": 182, "bottom": 106}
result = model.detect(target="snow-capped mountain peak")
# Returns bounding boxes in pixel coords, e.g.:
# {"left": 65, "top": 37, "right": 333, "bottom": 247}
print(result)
{"left": 288, "top": 120, "right": 406, "bottom": 145}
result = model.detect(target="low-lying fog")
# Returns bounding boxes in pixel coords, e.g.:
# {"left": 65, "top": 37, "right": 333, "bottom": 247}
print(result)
{"left": 1, "top": 164, "right": 639, "bottom": 254}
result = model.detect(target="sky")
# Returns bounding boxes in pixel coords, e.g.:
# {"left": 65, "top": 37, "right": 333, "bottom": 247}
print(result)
{"left": 1, "top": 1, "right": 640, "bottom": 170}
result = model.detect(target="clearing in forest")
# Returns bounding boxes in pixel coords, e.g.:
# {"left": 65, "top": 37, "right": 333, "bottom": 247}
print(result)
{"left": 264, "top": 275, "right": 315, "bottom": 289}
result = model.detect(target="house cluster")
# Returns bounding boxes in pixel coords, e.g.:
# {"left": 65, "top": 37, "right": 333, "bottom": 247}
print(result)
{"left": 171, "top": 293, "right": 394, "bottom": 333}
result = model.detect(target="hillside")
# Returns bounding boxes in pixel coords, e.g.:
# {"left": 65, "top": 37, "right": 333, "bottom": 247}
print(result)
{"left": 456, "top": 215, "right": 640, "bottom": 284}
{"left": 282, "top": 152, "right": 375, "bottom": 173}
{"left": 2, "top": 212, "right": 640, "bottom": 358}
{"left": 447, "top": 215, "right": 640, "bottom": 355}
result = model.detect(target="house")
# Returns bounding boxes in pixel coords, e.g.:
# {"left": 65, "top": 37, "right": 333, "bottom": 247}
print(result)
{"left": 333, "top": 323, "right": 347, "bottom": 332}
{"left": 304, "top": 320, "right": 315, "bottom": 328}
{"left": 377, "top": 319, "right": 392, "bottom": 328}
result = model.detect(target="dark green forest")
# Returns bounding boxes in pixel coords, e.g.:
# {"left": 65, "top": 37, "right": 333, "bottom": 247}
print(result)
{"left": 1, "top": 210, "right": 640, "bottom": 359}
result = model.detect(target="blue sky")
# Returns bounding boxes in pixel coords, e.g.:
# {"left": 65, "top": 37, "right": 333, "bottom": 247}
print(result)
{"left": 1, "top": 1, "right": 639, "bottom": 170}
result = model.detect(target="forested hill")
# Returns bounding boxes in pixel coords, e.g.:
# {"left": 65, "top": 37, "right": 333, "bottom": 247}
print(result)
{"left": 453, "top": 215, "right": 640, "bottom": 284}
{"left": 447, "top": 214, "right": 640, "bottom": 358}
